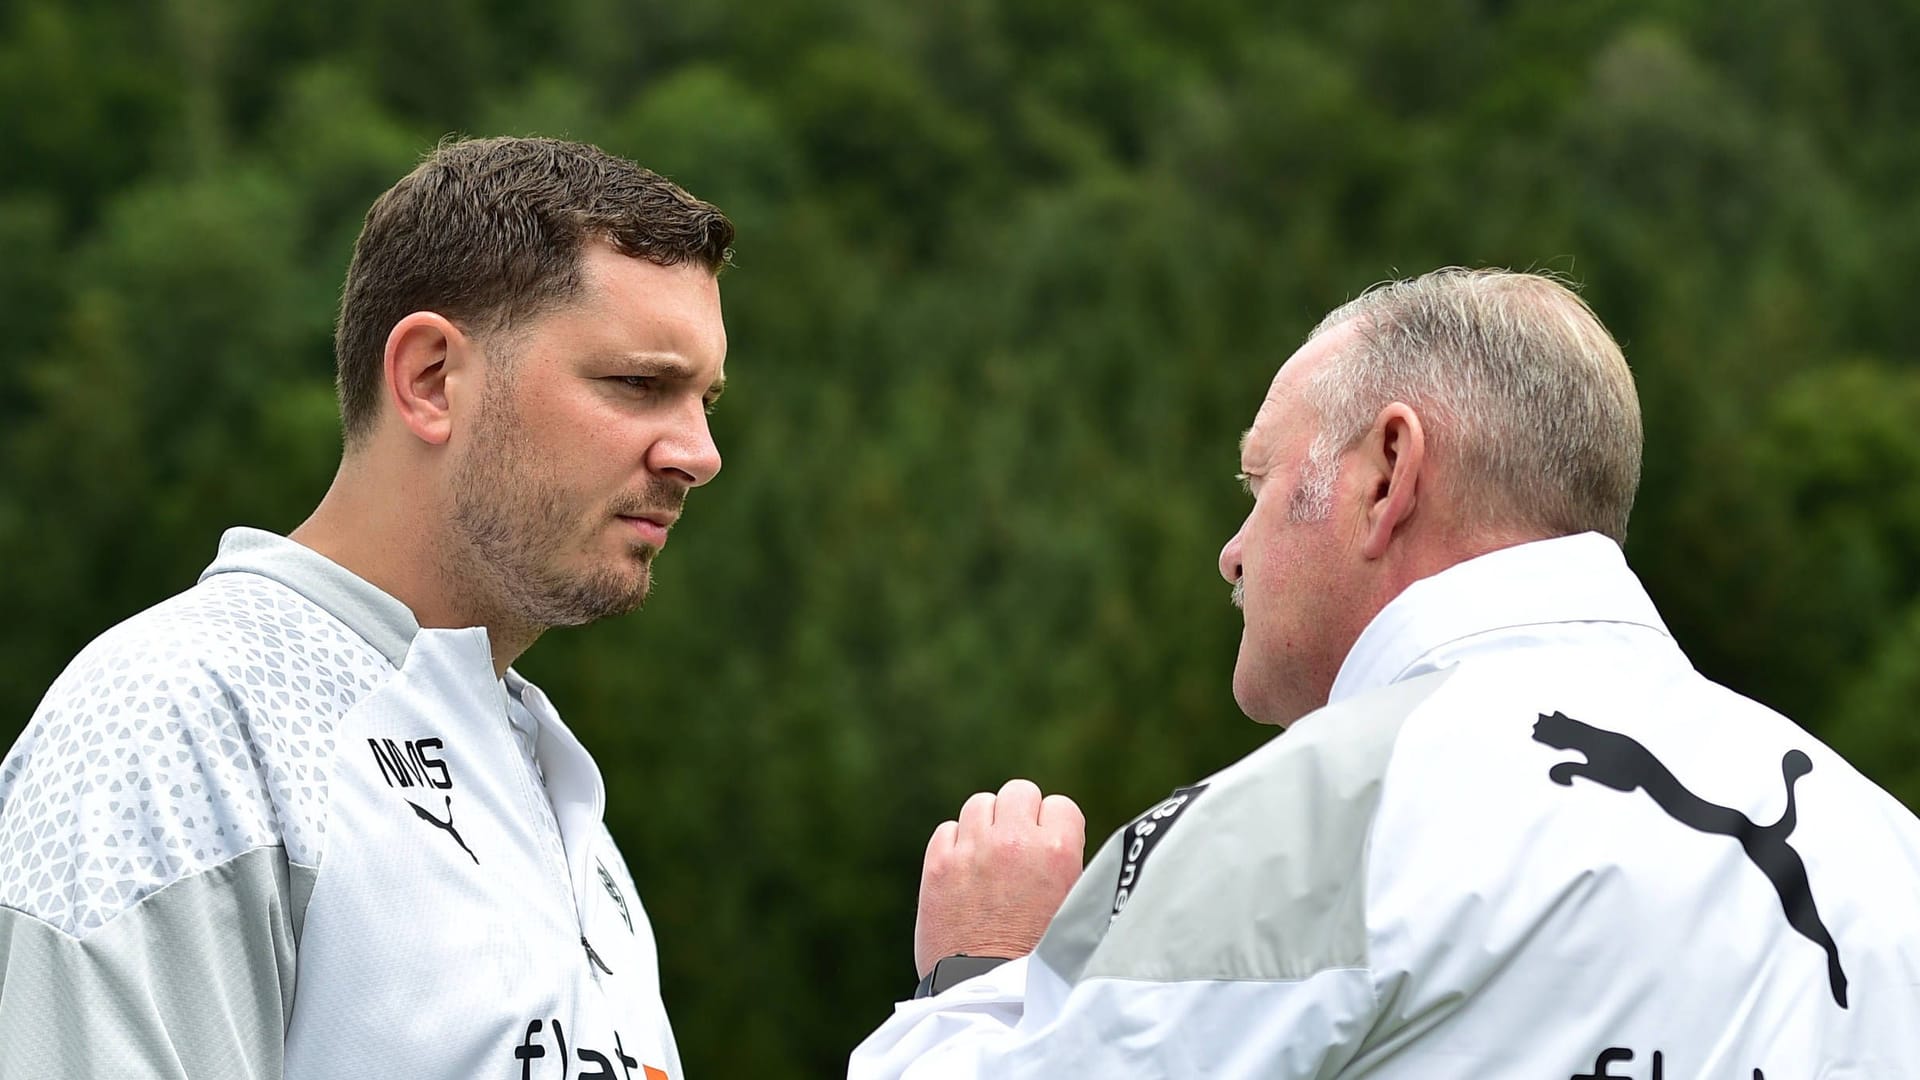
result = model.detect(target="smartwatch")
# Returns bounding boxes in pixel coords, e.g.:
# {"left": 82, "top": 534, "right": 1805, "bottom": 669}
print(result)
{"left": 912, "top": 953, "right": 1012, "bottom": 999}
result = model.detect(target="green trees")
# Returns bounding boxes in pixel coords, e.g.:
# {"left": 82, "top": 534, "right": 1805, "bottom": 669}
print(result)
{"left": 4, "top": 0, "right": 1917, "bottom": 1071}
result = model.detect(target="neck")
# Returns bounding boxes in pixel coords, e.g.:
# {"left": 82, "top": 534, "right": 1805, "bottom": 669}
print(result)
{"left": 291, "top": 455, "right": 531, "bottom": 677}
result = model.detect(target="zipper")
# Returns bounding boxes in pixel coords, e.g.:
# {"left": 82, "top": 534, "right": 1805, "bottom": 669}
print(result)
{"left": 582, "top": 936, "right": 615, "bottom": 975}
{"left": 500, "top": 686, "right": 606, "bottom": 979}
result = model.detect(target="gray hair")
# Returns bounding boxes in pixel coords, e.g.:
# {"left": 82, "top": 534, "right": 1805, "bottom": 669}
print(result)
{"left": 1301, "top": 268, "right": 1642, "bottom": 544}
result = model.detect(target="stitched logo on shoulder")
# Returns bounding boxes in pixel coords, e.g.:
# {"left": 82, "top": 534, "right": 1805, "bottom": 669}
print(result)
{"left": 1532, "top": 710, "right": 1847, "bottom": 1008}
{"left": 597, "top": 860, "right": 633, "bottom": 933}
{"left": 1111, "top": 783, "right": 1208, "bottom": 922}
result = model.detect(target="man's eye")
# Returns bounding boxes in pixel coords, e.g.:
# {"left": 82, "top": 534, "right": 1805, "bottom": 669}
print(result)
{"left": 1235, "top": 472, "right": 1254, "bottom": 495}
{"left": 614, "top": 376, "right": 655, "bottom": 392}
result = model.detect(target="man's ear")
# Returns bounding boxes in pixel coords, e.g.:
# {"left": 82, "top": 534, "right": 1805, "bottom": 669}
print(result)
{"left": 383, "top": 312, "right": 471, "bottom": 447}
{"left": 1359, "top": 402, "right": 1425, "bottom": 560}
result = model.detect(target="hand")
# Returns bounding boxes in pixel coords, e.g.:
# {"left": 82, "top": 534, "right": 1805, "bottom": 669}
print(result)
{"left": 913, "top": 779, "right": 1086, "bottom": 978}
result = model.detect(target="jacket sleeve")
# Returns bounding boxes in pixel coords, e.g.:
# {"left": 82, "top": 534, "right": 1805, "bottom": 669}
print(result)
{"left": 847, "top": 765, "right": 1385, "bottom": 1080}
{"left": 849, "top": 675, "right": 1443, "bottom": 1079}
{"left": 0, "top": 847, "right": 300, "bottom": 1080}
{"left": 0, "top": 640, "right": 310, "bottom": 1080}
{"left": 849, "top": 951, "right": 1377, "bottom": 1078}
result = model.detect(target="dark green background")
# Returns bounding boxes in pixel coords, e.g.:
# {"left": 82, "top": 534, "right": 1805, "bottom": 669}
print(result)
{"left": 4, "top": 0, "right": 1917, "bottom": 1073}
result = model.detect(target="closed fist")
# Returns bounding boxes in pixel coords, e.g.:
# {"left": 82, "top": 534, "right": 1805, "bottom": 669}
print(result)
{"left": 913, "top": 779, "right": 1086, "bottom": 979}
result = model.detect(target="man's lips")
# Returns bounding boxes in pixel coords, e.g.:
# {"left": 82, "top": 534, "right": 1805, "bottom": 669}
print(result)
{"left": 617, "top": 513, "right": 675, "bottom": 549}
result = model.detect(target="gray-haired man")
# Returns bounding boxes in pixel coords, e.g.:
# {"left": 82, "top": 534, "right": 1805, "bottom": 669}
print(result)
{"left": 854, "top": 269, "right": 1920, "bottom": 1077}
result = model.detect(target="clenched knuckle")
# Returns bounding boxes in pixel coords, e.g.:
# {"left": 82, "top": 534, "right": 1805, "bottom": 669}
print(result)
{"left": 992, "top": 829, "right": 1032, "bottom": 854}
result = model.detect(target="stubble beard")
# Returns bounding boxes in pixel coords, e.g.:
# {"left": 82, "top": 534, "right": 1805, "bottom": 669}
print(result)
{"left": 447, "top": 397, "right": 673, "bottom": 633}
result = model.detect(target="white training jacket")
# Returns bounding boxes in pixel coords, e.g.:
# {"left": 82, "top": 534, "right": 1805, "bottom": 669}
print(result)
{"left": 852, "top": 533, "right": 1920, "bottom": 1078}
{"left": 0, "top": 528, "right": 682, "bottom": 1080}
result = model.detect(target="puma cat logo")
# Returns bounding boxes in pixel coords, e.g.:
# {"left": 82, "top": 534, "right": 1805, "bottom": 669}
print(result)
{"left": 408, "top": 794, "right": 480, "bottom": 865}
{"left": 1532, "top": 711, "right": 1848, "bottom": 1008}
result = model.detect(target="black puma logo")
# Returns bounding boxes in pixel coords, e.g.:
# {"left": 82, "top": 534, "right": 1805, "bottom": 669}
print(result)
{"left": 1532, "top": 711, "right": 1848, "bottom": 1008}
{"left": 407, "top": 794, "right": 480, "bottom": 865}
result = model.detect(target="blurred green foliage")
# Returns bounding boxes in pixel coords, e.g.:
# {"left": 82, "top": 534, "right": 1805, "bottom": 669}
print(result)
{"left": 3, "top": 0, "right": 1918, "bottom": 1072}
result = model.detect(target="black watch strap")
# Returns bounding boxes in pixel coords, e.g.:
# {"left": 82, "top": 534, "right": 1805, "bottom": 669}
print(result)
{"left": 912, "top": 953, "right": 1012, "bottom": 999}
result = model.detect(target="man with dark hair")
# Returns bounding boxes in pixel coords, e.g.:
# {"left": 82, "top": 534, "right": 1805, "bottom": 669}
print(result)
{"left": 0, "top": 136, "right": 731, "bottom": 1078}
{"left": 853, "top": 269, "right": 1920, "bottom": 1076}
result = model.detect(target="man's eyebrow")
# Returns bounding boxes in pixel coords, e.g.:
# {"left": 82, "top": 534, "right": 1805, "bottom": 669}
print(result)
{"left": 597, "top": 351, "right": 724, "bottom": 399}
{"left": 1238, "top": 428, "right": 1253, "bottom": 459}
{"left": 601, "top": 351, "right": 710, "bottom": 383}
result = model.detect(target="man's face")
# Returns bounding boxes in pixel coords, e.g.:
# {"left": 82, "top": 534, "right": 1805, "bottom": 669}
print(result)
{"left": 1217, "top": 325, "right": 1369, "bottom": 726}
{"left": 448, "top": 244, "right": 726, "bottom": 631}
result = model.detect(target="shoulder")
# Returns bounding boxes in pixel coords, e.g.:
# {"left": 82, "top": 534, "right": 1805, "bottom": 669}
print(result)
{"left": 1147, "top": 663, "right": 1459, "bottom": 881}
{"left": 1347, "top": 645, "right": 1920, "bottom": 1054}
{"left": 1354, "top": 646, "right": 1843, "bottom": 957}
{"left": 0, "top": 572, "right": 396, "bottom": 935}
{"left": 24, "top": 570, "right": 395, "bottom": 714}
{"left": 1045, "top": 669, "right": 1455, "bottom": 986}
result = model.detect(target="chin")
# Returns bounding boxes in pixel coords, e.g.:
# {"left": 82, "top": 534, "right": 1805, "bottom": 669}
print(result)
{"left": 612, "top": 573, "right": 653, "bottom": 613}
{"left": 1232, "top": 670, "right": 1302, "bottom": 729}
{"left": 1230, "top": 669, "right": 1268, "bottom": 725}
{"left": 538, "top": 563, "right": 654, "bottom": 626}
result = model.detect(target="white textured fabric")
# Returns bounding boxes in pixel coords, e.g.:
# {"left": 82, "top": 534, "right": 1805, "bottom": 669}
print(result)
{"left": 0, "top": 571, "right": 390, "bottom": 933}
{"left": 851, "top": 533, "right": 1920, "bottom": 1077}
{"left": 281, "top": 626, "right": 681, "bottom": 1079}
{"left": 0, "top": 528, "right": 684, "bottom": 1080}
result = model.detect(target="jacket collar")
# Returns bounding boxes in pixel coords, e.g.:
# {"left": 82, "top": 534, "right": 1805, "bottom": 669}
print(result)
{"left": 1328, "top": 532, "right": 1673, "bottom": 707}
{"left": 199, "top": 526, "right": 421, "bottom": 668}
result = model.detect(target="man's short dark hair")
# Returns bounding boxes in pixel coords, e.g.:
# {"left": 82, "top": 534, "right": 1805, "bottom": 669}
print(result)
{"left": 333, "top": 136, "right": 735, "bottom": 443}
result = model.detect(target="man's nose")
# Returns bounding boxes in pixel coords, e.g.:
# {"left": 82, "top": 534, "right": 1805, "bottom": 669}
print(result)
{"left": 1218, "top": 529, "right": 1244, "bottom": 584}
{"left": 650, "top": 402, "right": 723, "bottom": 487}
